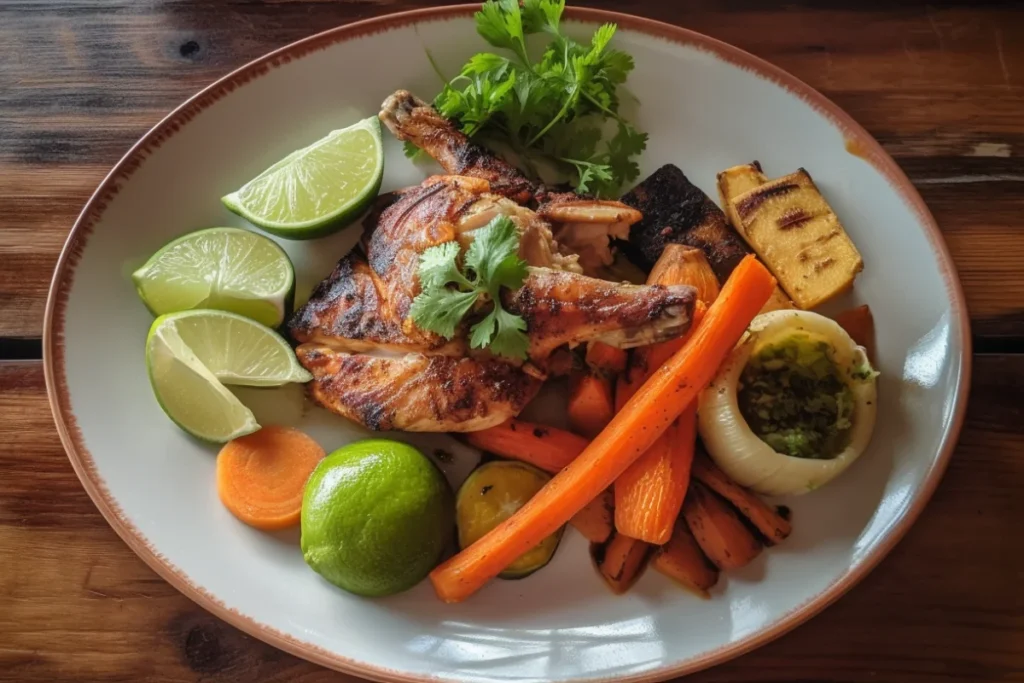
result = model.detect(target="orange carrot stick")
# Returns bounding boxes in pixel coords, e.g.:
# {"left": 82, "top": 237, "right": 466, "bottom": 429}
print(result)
{"left": 682, "top": 482, "right": 762, "bottom": 570}
{"left": 463, "top": 419, "right": 587, "bottom": 474}
{"left": 585, "top": 341, "right": 628, "bottom": 376}
{"left": 835, "top": 304, "right": 876, "bottom": 361}
{"left": 429, "top": 255, "right": 775, "bottom": 602}
{"left": 570, "top": 488, "right": 615, "bottom": 544}
{"left": 651, "top": 521, "right": 719, "bottom": 597}
{"left": 591, "top": 531, "right": 651, "bottom": 594}
{"left": 216, "top": 425, "right": 325, "bottom": 531}
{"left": 614, "top": 403, "right": 697, "bottom": 544}
{"left": 568, "top": 370, "right": 615, "bottom": 438}
{"left": 691, "top": 452, "right": 792, "bottom": 545}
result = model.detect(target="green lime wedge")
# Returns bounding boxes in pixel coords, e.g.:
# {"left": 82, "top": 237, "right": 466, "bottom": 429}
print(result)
{"left": 132, "top": 227, "right": 294, "bottom": 327}
{"left": 222, "top": 117, "right": 384, "bottom": 239}
{"left": 146, "top": 310, "right": 312, "bottom": 442}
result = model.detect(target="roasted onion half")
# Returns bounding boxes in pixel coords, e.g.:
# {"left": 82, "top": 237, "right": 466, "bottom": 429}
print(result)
{"left": 698, "top": 310, "right": 878, "bottom": 496}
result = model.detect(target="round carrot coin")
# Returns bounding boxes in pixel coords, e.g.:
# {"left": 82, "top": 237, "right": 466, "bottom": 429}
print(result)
{"left": 216, "top": 425, "right": 325, "bottom": 530}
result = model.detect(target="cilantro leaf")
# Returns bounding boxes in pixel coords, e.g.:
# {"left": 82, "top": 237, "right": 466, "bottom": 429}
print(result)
{"left": 410, "top": 215, "right": 530, "bottom": 360}
{"left": 522, "top": 0, "right": 564, "bottom": 35}
{"left": 464, "top": 215, "right": 524, "bottom": 286}
{"left": 409, "top": 287, "right": 479, "bottom": 339}
{"left": 471, "top": 306, "right": 530, "bottom": 359}
{"left": 417, "top": 241, "right": 467, "bottom": 290}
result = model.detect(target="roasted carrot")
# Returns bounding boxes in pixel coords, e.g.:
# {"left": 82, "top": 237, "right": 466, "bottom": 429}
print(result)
{"left": 614, "top": 404, "right": 697, "bottom": 544}
{"left": 570, "top": 489, "right": 615, "bottom": 544}
{"left": 836, "top": 304, "right": 876, "bottom": 361}
{"left": 682, "top": 482, "right": 762, "bottom": 570}
{"left": 585, "top": 341, "right": 628, "bottom": 376}
{"left": 463, "top": 419, "right": 586, "bottom": 474}
{"left": 612, "top": 246, "right": 718, "bottom": 542}
{"left": 591, "top": 531, "right": 651, "bottom": 594}
{"left": 429, "top": 255, "right": 775, "bottom": 602}
{"left": 652, "top": 521, "right": 719, "bottom": 597}
{"left": 568, "top": 369, "right": 615, "bottom": 438}
{"left": 691, "top": 452, "right": 792, "bottom": 545}
{"left": 216, "top": 425, "right": 325, "bottom": 531}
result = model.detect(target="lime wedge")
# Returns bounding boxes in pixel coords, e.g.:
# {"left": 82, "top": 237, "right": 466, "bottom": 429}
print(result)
{"left": 146, "top": 310, "right": 312, "bottom": 442}
{"left": 222, "top": 117, "right": 384, "bottom": 239}
{"left": 132, "top": 227, "right": 294, "bottom": 327}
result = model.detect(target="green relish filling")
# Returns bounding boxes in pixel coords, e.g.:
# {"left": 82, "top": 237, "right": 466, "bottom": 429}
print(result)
{"left": 738, "top": 333, "right": 854, "bottom": 460}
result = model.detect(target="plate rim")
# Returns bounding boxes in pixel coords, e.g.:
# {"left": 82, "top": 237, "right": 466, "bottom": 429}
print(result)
{"left": 42, "top": 5, "right": 973, "bottom": 682}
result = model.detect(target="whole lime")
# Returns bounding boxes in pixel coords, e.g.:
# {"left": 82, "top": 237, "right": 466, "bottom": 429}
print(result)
{"left": 300, "top": 439, "right": 453, "bottom": 597}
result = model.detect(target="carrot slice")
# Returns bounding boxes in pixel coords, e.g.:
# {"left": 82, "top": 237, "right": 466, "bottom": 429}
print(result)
{"left": 836, "top": 304, "right": 876, "bottom": 361}
{"left": 591, "top": 531, "right": 651, "bottom": 594}
{"left": 216, "top": 425, "right": 326, "bottom": 531}
{"left": 682, "top": 482, "right": 762, "bottom": 570}
{"left": 570, "top": 489, "right": 615, "bottom": 544}
{"left": 585, "top": 341, "right": 628, "bottom": 376}
{"left": 614, "top": 404, "right": 696, "bottom": 544}
{"left": 651, "top": 521, "right": 719, "bottom": 597}
{"left": 463, "top": 419, "right": 587, "bottom": 474}
{"left": 429, "top": 255, "right": 775, "bottom": 602}
{"left": 691, "top": 452, "right": 792, "bottom": 545}
{"left": 568, "top": 370, "right": 615, "bottom": 438}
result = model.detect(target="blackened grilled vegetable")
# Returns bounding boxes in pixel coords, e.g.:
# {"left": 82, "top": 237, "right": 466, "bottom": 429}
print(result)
{"left": 620, "top": 164, "right": 750, "bottom": 282}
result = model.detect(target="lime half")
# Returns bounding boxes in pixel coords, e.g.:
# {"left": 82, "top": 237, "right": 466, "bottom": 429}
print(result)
{"left": 146, "top": 310, "right": 312, "bottom": 442}
{"left": 222, "top": 117, "right": 384, "bottom": 239}
{"left": 132, "top": 227, "right": 294, "bottom": 327}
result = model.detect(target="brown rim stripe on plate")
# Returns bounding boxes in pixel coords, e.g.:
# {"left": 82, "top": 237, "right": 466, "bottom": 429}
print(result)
{"left": 42, "top": 5, "right": 972, "bottom": 682}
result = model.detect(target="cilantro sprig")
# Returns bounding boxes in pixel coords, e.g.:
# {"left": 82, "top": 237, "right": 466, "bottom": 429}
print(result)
{"left": 414, "top": 0, "right": 647, "bottom": 197}
{"left": 409, "top": 215, "right": 530, "bottom": 360}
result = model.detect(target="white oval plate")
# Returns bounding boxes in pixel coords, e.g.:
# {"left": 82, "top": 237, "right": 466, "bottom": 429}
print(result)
{"left": 45, "top": 7, "right": 970, "bottom": 683}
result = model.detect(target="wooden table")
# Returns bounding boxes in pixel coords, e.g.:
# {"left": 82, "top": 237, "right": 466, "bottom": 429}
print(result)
{"left": 2, "top": 1, "right": 1022, "bottom": 681}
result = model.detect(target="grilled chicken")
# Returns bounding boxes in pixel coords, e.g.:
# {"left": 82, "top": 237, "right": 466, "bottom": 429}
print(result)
{"left": 290, "top": 174, "right": 696, "bottom": 432}
{"left": 380, "top": 90, "right": 642, "bottom": 275}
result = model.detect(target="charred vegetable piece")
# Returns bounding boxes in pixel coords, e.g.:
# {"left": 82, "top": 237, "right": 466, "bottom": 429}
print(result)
{"left": 620, "top": 164, "right": 749, "bottom": 282}
{"left": 591, "top": 531, "right": 651, "bottom": 594}
{"left": 716, "top": 161, "right": 768, "bottom": 233}
{"left": 651, "top": 521, "right": 719, "bottom": 597}
{"left": 570, "top": 488, "right": 615, "bottom": 544}
{"left": 456, "top": 460, "right": 563, "bottom": 579}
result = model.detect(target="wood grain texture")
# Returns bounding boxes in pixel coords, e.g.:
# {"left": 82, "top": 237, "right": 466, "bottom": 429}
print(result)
{"left": 0, "top": 1, "right": 1023, "bottom": 339}
{"left": 1, "top": 357, "right": 1021, "bottom": 682}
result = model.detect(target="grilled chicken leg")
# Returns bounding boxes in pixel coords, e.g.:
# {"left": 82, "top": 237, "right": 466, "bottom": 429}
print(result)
{"left": 289, "top": 177, "right": 695, "bottom": 433}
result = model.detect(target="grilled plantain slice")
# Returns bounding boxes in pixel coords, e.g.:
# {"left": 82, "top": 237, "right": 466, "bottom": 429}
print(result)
{"left": 716, "top": 162, "right": 793, "bottom": 313}
{"left": 731, "top": 169, "right": 863, "bottom": 309}
{"left": 717, "top": 161, "right": 768, "bottom": 232}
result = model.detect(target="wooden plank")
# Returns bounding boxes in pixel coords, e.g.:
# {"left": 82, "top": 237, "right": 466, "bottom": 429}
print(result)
{"left": 1, "top": 2, "right": 1023, "bottom": 339}
{"left": 0, "top": 357, "right": 1020, "bottom": 681}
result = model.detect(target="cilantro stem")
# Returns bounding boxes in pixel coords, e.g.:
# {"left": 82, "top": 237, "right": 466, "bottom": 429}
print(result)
{"left": 527, "top": 86, "right": 577, "bottom": 146}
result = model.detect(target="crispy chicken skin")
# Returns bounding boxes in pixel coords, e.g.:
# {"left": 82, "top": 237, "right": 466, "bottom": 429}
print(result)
{"left": 296, "top": 344, "right": 543, "bottom": 432}
{"left": 380, "top": 90, "right": 537, "bottom": 204}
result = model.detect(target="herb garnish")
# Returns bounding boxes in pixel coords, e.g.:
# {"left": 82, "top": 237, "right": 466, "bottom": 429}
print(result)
{"left": 412, "top": 0, "right": 647, "bottom": 197}
{"left": 409, "top": 215, "right": 530, "bottom": 360}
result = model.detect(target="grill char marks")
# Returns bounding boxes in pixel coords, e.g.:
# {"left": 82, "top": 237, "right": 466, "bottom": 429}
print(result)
{"left": 621, "top": 164, "right": 751, "bottom": 282}
{"left": 295, "top": 344, "right": 542, "bottom": 432}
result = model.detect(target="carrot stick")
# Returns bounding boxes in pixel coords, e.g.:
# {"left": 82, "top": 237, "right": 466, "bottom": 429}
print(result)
{"left": 570, "top": 488, "right": 614, "bottom": 544}
{"left": 591, "top": 531, "right": 651, "bottom": 594}
{"left": 682, "top": 481, "right": 762, "bottom": 570}
{"left": 835, "top": 304, "right": 876, "bottom": 361}
{"left": 429, "top": 255, "right": 775, "bottom": 602}
{"left": 463, "top": 419, "right": 586, "bottom": 474}
{"left": 585, "top": 341, "right": 629, "bottom": 376}
{"left": 614, "top": 404, "right": 696, "bottom": 544}
{"left": 691, "top": 452, "right": 792, "bottom": 545}
{"left": 651, "top": 521, "right": 719, "bottom": 597}
{"left": 568, "top": 370, "right": 615, "bottom": 438}
{"left": 216, "top": 426, "right": 325, "bottom": 531}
